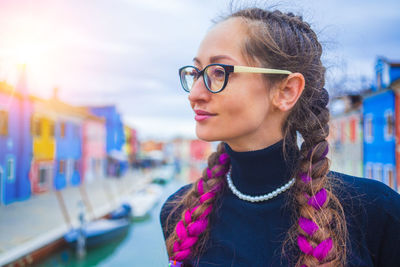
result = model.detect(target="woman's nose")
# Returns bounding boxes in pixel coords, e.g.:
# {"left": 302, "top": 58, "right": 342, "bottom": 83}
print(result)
{"left": 188, "top": 76, "right": 211, "bottom": 103}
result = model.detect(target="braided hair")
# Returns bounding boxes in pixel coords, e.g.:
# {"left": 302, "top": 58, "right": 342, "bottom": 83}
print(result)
{"left": 165, "top": 7, "right": 348, "bottom": 267}
{"left": 165, "top": 143, "right": 231, "bottom": 265}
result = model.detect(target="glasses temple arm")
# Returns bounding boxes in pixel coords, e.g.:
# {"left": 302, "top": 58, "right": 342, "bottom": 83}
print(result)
{"left": 233, "top": 65, "right": 292, "bottom": 75}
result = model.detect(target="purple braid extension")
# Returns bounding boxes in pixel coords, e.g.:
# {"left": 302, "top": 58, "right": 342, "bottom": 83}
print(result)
{"left": 169, "top": 153, "right": 230, "bottom": 265}
{"left": 299, "top": 217, "right": 318, "bottom": 236}
{"left": 300, "top": 146, "right": 329, "bottom": 185}
{"left": 304, "top": 188, "right": 327, "bottom": 210}
{"left": 297, "top": 146, "right": 333, "bottom": 265}
{"left": 298, "top": 235, "right": 333, "bottom": 262}
{"left": 306, "top": 144, "right": 329, "bottom": 162}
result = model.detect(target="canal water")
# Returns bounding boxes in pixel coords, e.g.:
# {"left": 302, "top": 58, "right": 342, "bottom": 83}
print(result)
{"left": 35, "top": 179, "right": 185, "bottom": 267}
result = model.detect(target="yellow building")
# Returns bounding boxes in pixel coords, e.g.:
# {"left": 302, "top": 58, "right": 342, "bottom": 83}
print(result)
{"left": 32, "top": 116, "right": 56, "bottom": 161}
{"left": 123, "top": 125, "right": 132, "bottom": 156}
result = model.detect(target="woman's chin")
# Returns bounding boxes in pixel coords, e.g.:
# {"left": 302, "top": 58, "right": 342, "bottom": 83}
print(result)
{"left": 195, "top": 127, "right": 221, "bottom": 142}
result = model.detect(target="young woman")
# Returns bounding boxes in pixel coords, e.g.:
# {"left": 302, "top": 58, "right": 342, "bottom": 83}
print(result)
{"left": 160, "top": 7, "right": 400, "bottom": 267}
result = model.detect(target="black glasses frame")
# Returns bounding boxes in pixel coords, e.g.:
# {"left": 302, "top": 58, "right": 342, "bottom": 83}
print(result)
{"left": 179, "top": 63, "right": 234, "bottom": 93}
{"left": 178, "top": 63, "right": 292, "bottom": 93}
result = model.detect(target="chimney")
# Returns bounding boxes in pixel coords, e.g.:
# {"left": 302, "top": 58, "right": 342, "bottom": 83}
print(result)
{"left": 16, "top": 64, "right": 28, "bottom": 96}
{"left": 52, "top": 87, "right": 59, "bottom": 100}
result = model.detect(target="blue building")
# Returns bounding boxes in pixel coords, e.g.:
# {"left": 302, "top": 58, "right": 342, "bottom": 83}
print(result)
{"left": 31, "top": 90, "right": 102, "bottom": 191}
{"left": 89, "top": 106, "right": 126, "bottom": 177}
{"left": 374, "top": 57, "right": 400, "bottom": 91}
{"left": 363, "top": 57, "right": 400, "bottom": 190}
{"left": 54, "top": 119, "right": 82, "bottom": 190}
{"left": 0, "top": 69, "right": 33, "bottom": 205}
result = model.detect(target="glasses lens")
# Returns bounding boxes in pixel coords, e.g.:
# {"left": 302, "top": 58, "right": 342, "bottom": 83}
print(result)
{"left": 180, "top": 67, "right": 198, "bottom": 92}
{"left": 205, "top": 65, "right": 226, "bottom": 92}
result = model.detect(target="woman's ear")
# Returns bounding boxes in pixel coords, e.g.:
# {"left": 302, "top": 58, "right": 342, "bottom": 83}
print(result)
{"left": 272, "top": 73, "right": 305, "bottom": 111}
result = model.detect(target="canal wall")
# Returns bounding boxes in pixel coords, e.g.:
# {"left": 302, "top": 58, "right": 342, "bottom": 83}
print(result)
{"left": 0, "top": 169, "right": 152, "bottom": 266}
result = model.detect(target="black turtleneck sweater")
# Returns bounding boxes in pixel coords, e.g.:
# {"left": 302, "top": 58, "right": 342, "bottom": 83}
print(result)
{"left": 160, "top": 140, "right": 400, "bottom": 266}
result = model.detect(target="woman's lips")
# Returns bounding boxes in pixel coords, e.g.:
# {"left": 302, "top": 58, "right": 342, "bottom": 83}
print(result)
{"left": 194, "top": 109, "right": 217, "bottom": 121}
{"left": 195, "top": 114, "right": 215, "bottom": 121}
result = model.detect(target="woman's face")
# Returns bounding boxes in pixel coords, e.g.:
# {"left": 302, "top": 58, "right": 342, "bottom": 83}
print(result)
{"left": 188, "top": 18, "right": 284, "bottom": 151}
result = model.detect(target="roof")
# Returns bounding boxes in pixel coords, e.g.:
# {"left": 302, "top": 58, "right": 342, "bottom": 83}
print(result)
{"left": 0, "top": 81, "right": 23, "bottom": 99}
{"left": 377, "top": 56, "right": 400, "bottom": 67}
{"left": 31, "top": 96, "right": 105, "bottom": 122}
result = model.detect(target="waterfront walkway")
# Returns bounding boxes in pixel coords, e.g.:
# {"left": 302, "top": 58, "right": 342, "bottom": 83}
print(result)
{"left": 0, "top": 169, "right": 152, "bottom": 266}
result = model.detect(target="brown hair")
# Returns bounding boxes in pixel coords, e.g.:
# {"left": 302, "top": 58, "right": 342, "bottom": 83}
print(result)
{"left": 165, "top": 7, "right": 348, "bottom": 267}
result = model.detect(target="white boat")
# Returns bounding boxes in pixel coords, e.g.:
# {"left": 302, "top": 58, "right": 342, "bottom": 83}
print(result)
{"left": 121, "top": 184, "right": 164, "bottom": 220}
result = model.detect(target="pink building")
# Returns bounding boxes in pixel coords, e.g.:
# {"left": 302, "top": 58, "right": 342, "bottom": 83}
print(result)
{"left": 82, "top": 117, "right": 106, "bottom": 183}
{"left": 329, "top": 95, "right": 363, "bottom": 178}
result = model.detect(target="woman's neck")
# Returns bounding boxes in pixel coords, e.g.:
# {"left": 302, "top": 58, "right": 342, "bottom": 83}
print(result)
{"left": 223, "top": 139, "right": 298, "bottom": 195}
{"left": 224, "top": 132, "right": 283, "bottom": 152}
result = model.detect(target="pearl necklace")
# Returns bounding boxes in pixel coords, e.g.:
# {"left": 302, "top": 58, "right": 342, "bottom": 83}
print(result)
{"left": 226, "top": 171, "right": 295, "bottom": 202}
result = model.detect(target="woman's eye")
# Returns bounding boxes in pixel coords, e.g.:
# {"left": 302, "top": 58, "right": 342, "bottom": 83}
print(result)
{"left": 189, "top": 70, "right": 199, "bottom": 79}
{"left": 212, "top": 69, "right": 225, "bottom": 78}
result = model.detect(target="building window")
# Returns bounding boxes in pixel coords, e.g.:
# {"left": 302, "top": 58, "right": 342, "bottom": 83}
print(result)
{"left": 373, "top": 163, "right": 383, "bottom": 182}
{"left": 7, "top": 158, "right": 14, "bottom": 181}
{"left": 59, "top": 160, "right": 65, "bottom": 174}
{"left": 365, "top": 163, "right": 373, "bottom": 179}
{"left": 340, "top": 121, "right": 346, "bottom": 144}
{"left": 74, "top": 160, "right": 80, "bottom": 171}
{"left": 350, "top": 118, "right": 357, "bottom": 143}
{"left": 60, "top": 122, "right": 66, "bottom": 138}
{"left": 39, "top": 165, "right": 53, "bottom": 187}
{"left": 384, "top": 110, "right": 394, "bottom": 141}
{"left": 49, "top": 121, "right": 55, "bottom": 137}
{"left": 35, "top": 119, "right": 41, "bottom": 136}
{"left": 365, "top": 114, "right": 373, "bottom": 143}
{"left": 384, "top": 165, "right": 395, "bottom": 189}
{"left": 39, "top": 168, "right": 46, "bottom": 186}
{"left": 335, "top": 121, "right": 342, "bottom": 145}
{"left": 0, "top": 110, "right": 8, "bottom": 136}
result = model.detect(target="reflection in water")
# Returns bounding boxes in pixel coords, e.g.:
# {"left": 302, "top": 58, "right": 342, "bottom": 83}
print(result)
{"left": 33, "top": 228, "right": 131, "bottom": 267}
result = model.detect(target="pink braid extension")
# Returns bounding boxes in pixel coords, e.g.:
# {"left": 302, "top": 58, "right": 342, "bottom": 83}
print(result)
{"left": 169, "top": 153, "right": 230, "bottom": 265}
{"left": 297, "top": 146, "right": 333, "bottom": 266}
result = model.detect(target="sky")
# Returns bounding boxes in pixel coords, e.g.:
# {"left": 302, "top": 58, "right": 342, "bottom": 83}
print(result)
{"left": 0, "top": 0, "right": 399, "bottom": 141}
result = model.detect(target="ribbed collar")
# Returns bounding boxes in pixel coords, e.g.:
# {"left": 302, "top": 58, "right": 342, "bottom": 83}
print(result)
{"left": 223, "top": 139, "right": 298, "bottom": 195}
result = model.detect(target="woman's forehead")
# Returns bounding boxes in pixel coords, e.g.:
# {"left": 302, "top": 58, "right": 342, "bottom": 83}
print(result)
{"left": 195, "top": 18, "right": 248, "bottom": 66}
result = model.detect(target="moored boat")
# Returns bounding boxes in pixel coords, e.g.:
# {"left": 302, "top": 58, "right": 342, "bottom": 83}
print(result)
{"left": 64, "top": 218, "right": 130, "bottom": 249}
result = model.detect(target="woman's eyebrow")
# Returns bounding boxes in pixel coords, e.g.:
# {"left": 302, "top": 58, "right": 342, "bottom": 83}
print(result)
{"left": 209, "top": 55, "right": 236, "bottom": 63}
{"left": 192, "top": 55, "right": 237, "bottom": 66}
{"left": 193, "top": 57, "right": 201, "bottom": 65}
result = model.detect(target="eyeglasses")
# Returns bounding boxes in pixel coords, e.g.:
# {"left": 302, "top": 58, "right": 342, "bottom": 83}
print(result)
{"left": 179, "top": 63, "right": 292, "bottom": 93}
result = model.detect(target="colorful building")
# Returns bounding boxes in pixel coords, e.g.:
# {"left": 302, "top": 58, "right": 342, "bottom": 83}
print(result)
{"left": 123, "top": 125, "right": 138, "bottom": 166}
{"left": 329, "top": 95, "right": 363, "bottom": 177}
{"left": 190, "top": 139, "right": 212, "bottom": 161}
{"left": 363, "top": 89, "right": 396, "bottom": 188}
{"left": 362, "top": 57, "right": 400, "bottom": 191}
{"left": 31, "top": 92, "right": 102, "bottom": 191}
{"left": 82, "top": 118, "right": 106, "bottom": 183}
{"left": 30, "top": 97, "right": 57, "bottom": 193}
{"left": 395, "top": 89, "right": 400, "bottom": 192}
{"left": 328, "top": 57, "right": 400, "bottom": 192}
{"left": 189, "top": 139, "right": 213, "bottom": 182}
{"left": 374, "top": 57, "right": 400, "bottom": 91}
{"left": 90, "top": 106, "right": 126, "bottom": 177}
{"left": 51, "top": 99, "right": 86, "bottom": 190}
{"left": 54, "top": 119, "right": 82, "bottom": 189}
{"left": 0, "top": 76, "right": 33, "bottom": 204}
